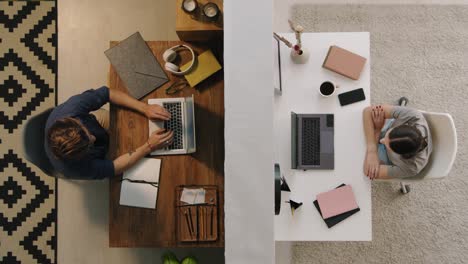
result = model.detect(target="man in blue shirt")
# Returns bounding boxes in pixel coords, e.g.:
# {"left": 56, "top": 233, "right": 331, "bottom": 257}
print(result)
{"left": 45, "top": 86, "right": 173, "bottom": 179}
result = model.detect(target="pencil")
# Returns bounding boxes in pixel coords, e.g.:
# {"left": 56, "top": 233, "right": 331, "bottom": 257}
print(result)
{"left": 184, "top": 210, "right": 192, "bottom": 238}
{"left": 203, "top": 206, "right": 207, "bottom": 240}
{"left": 200, "top": 207, "right": 204, "bottom": 241}
{"left": 188, "top": 207, "right": 195, "bottom": 239}
{"left": 210, "top": 206, "right": 214, "bottom": 237}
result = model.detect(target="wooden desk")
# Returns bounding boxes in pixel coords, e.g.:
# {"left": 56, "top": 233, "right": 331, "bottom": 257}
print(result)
{"left": 108, "top": 41, "right": 224, "bottom": 247}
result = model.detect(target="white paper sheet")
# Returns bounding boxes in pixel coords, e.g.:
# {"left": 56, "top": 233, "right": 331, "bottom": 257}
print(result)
{"left": 180, "top": 188, "right": 206, "bottom": 204}
{"left": 119, "top": 158, "right": 161, "bottom": 209}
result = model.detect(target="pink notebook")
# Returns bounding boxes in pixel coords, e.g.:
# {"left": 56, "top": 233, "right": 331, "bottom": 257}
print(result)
{"left": 316, "top": 185, "right": 358, "bottom": 219}
{"left": 322, "top": 46, "right": 367, "bottom": 80}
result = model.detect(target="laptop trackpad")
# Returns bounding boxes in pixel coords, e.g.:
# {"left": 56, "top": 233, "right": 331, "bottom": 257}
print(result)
{"left": 321, "top": 131, "right": 334, "bottom": 154}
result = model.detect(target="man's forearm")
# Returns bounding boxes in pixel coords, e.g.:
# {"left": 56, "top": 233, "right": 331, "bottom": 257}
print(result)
{"left": 113, "top": 143, "right": 151, "bottom": 175}
{"left": 109, "top": 88, "right": 147, "bottom": 114}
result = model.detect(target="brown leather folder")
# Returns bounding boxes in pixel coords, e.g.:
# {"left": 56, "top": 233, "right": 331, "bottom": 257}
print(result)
{"left": 322, "top": 45, "right": 366, "bottom": 80}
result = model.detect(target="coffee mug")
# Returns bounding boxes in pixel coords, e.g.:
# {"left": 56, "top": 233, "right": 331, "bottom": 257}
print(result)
{"left": 319, "top": 81, "right": 339, "bottom": 97}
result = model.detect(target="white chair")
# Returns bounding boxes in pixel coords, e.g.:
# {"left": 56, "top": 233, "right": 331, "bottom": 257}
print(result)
{"left": 377, "top": 98, "right": 458, "bottom": 193}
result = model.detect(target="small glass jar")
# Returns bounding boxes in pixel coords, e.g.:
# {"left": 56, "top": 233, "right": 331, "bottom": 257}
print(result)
{"left": 182, "top": 0, "right": 198, "bottom": 13}
{"left": 202, "top": 2, "right": 220, "bottom": 20}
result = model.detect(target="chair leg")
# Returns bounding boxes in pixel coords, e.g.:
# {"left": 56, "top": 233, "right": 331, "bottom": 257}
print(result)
{"left": 400, "top": 182, "right": 410, "bottom": 194}
{"left": 398, "top": 97, "right": 409, "bottom": 107}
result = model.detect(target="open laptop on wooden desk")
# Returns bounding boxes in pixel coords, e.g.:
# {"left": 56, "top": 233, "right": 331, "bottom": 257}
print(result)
{"left": 108, "top": 40, "right": 224, "bottom": 248}
{"left": 148, "top": 96, "right": 197, "bottom": 155}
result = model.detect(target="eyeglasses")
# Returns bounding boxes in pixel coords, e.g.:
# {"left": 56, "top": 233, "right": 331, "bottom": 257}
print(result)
{"left": 165, "top": 79, "right": 188, "bottom": 95}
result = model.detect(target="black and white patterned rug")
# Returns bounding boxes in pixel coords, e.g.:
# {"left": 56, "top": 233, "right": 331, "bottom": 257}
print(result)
{"left": 0, "top": 1, "right": 57, "bottom": 263}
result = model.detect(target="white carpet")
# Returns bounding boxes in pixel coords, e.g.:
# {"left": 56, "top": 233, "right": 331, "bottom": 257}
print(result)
{"left": 291, "top": 5, "right": 468, "bottom": 264}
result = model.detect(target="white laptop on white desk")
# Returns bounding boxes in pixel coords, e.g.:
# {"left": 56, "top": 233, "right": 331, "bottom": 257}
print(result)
{"left": 274, "top": 32, "right": 371, "bottom": 242}
{"left": 148, "top": 95, "right": 196, "bottom": 155}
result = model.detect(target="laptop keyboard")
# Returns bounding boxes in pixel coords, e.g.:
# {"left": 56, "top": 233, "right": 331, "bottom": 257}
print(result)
{"left": 163, "top": 102, "right": 184, "bottom": 150}
{"left": 302, "top": 117, "right": 320, "bottom": 166}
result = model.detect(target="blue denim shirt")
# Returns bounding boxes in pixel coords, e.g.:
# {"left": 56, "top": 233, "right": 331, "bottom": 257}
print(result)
{"left": 44, "top": 87, "right": 114, "bottom": 179}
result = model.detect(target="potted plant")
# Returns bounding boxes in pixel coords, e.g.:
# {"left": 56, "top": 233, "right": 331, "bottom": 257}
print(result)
{"left": 162, "top": 252, "right": 198, "bottom": 264}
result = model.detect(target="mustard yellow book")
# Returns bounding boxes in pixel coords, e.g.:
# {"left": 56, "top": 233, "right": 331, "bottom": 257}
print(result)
{"left": 180, "top": 50, "right": 222, "bottom": 87}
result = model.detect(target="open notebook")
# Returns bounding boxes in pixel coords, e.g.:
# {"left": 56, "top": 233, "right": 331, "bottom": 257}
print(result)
{"left": 119, "top": 158, "right": 161, "bottom": 209}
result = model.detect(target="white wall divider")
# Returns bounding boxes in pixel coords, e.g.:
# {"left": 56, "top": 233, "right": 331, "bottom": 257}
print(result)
{"left": 224, "top": 0, "right": 275, "bottom": 263}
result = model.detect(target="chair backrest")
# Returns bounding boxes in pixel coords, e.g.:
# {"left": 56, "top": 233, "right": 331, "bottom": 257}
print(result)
{"left": 22, "top": 108, "right": 56, "bottom": 176}
{"left": 410, "top": 111, "right": 457, "bottom": 180}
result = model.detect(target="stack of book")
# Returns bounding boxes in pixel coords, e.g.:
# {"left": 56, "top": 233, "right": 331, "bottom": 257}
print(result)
{"left": 314, "top": 184, "right": 360, "bottom": 228}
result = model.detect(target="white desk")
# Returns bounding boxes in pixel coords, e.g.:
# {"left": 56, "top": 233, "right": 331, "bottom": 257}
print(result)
{"left": 274, "top": 32, "right": 372, "bottom": 241}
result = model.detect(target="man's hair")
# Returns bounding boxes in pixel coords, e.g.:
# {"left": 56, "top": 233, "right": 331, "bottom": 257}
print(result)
{"left": 47, "top": 117, "right": 91, "bottom": 161}
{"left": 389, "top": 124, "right": 428, "bottom": 159}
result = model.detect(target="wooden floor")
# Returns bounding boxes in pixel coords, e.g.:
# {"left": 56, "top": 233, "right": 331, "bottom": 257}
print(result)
{"left": 108, "top": 41, "right": 224, "bottom": 247}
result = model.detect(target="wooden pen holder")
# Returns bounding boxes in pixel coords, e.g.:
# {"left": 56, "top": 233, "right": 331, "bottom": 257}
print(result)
{"left": 176, "top": 186, "right": 218, "bottom": 243}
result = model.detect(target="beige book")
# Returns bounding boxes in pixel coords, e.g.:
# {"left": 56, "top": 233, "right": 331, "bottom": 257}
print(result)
{"left": 322, "top": 45, "right": 366, "bottom": 80}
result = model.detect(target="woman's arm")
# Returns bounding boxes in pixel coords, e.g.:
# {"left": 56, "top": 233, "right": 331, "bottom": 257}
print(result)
{"left": 364, "top": 104, "right": 395, "bottom": 145}
{"left": 363, "top": 104, "right": 394, "bottom": 179}
{"left": 376, "top": 165, "right": 390, "bottom": 179}
{"left": 113, "top": 129, "right": 174, "bottom": 175}
{"left": 363, "top": 106, "right": 379, "bottom": 152}
{"left": 108, "top": 88, "right": 170, "bottom": 120}
{"left": 363, "top": 106, "right": 381, "bottom": 179}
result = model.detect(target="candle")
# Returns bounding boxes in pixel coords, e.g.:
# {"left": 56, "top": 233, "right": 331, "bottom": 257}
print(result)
{"left": 182, "top": 0, "right": 197, "bottom": 13}
{"left": 203, "top": 3, "right": 219, "bottom": 19}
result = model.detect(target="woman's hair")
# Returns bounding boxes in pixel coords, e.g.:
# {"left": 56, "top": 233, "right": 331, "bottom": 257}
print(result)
{"left": 47, "top": 117, "right": 91, "bottom": 161}
{"left": 389, "top": 124, "right": 428, "bottom": 159}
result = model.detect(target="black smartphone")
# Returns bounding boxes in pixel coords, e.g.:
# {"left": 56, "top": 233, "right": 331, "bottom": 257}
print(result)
{"left": 338, "top": 88, "right": 366, "bottom": 106}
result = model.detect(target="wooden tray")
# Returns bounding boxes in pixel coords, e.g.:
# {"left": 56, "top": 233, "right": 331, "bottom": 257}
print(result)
{"left": 176, "top": 186, "right": 218, "bottom": 243}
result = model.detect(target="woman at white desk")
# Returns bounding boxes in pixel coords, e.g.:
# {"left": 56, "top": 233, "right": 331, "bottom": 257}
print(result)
{"left": 363, "top": 105, "right": 432, "bottom": 180}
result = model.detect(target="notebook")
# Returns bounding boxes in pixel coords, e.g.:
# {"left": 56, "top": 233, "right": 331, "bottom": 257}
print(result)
{"left": 316, "top": 184, "right": 358, "bottom": 219}
{"left": 119, "top": 158, "right": 161, "bottom": 209}
{"left": 314, "top": 184, "right": 360, "bottom": 228}
{"left": 180, "top": 50, "right": 222, "bottom": 87}
{"left": 104, "top": 32, "right": 169, "bottom": 99}
{"left": 322, "top": 45, "right": 366, "bottom": 80}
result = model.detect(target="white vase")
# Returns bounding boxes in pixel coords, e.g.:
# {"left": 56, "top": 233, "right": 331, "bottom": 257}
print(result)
{"left": 290, "top": 48, "right": 310, "bottom": 64}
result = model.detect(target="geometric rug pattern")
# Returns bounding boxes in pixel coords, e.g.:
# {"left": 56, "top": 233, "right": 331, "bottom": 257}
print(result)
{"left": 0, "top": 1, "right": 56, "bottom": 263}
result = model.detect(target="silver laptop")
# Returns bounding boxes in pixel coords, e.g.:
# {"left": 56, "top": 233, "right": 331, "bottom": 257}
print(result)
{"left": 291, "top": 112, "right": 334, "bottom": 170}
{"left": 148, "top": 96, "right": 196, "bottom": 155}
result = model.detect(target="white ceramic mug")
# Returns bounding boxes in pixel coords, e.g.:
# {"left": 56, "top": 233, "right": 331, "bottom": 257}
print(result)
{"left": 319, "top": 81, "right": 339, "bottom": 97}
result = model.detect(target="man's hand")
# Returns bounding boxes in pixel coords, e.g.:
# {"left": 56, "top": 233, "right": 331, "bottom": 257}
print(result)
{"left": 144, "top": 104, "right": 171, "bottom": 121}
{"left": 364, "top": 150, "right": 380, "bottom": 180}
{"left": 147, "top": 129, "right": 174, "bottom": 151}
{"left": 371, "top": 105, "right": 385, "bottom": 131}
